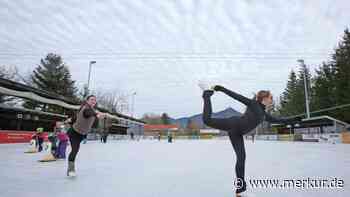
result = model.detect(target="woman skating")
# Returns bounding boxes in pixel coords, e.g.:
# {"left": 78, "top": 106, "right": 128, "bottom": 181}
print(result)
{"left": 202, "top": 85, "right": 301, "bottom": 196}
{"left": 67, "top": 95, "right": 105, "bottom": 176}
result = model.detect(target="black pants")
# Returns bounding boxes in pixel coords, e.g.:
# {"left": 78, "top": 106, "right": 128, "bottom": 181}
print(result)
{"left": 48, "top": 136, "right": 57, "bottom": 156}
{"left": 102, "top": 135, "right": 108, "bottom": 143}
{"left": 38, "top": 138, "right": 44, "bottom": 152}
{"left": 202, "top": 96, "right": 246, "bottom": 190}
{"left": 67, "top": 128, "right": 86, "bottom": 162}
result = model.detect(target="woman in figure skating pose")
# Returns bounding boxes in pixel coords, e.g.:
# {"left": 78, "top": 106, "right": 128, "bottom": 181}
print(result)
{"left": 202, "top": 85, "right": 301, "bottom": 196}
{"left": 66, "top": 95, "right": 106, "bottom": 176}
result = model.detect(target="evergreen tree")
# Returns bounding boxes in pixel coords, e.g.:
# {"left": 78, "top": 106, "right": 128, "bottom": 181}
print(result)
{"left": 333, "top": 28, "right": 350, "bottom": 121}
{"left": 279, "top": 70, "right": 299, "bottom": 116}
{"left": 279, "top": 28, "right": 350, "bottom": 122}
{"left": 23, "top": 53, "right": 78, "bottom": 112}
{"left": 31, "top": 53, "right": 77, "bottom": 99}
{"left": 279, "top": 64, "right": 312, "bottom": 118}
{"left": 311, "top": 62, "right": 336, "bottom": 116}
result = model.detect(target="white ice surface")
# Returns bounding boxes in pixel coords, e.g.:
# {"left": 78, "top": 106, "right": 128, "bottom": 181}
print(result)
{"left": 0, "top": 140, "right": 349, "bottom": 197}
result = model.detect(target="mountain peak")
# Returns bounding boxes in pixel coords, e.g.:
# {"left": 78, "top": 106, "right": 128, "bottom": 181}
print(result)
{"left": 172, "top": 107, "right": 242, "bottom": 128}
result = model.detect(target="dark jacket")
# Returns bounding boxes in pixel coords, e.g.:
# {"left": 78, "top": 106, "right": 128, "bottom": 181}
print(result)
{"left": 218, "top": 87, "right": 300, "bottom": 134}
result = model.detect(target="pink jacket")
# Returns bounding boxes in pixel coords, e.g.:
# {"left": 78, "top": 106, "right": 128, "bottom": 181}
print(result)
{"left": 57, "top": 132, "right": 69, "bottom": 141}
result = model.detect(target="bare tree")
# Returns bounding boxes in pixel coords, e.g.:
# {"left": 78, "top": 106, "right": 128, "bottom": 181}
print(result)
{"left": 1, "top": 65, "right": 19, "bottom": 80}
{"left": 0, "top": 65, "right": 26, "bottom": 104}
{"left": 0, "top": 65, "right": 32, "bottom": 84}
{"left": 93, "top": 89, "right": 129, "bottom": 113}
{"left": 141, "top": 113, "right": 163, "bottom": 124}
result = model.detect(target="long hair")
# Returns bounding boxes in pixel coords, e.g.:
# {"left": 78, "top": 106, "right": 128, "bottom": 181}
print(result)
{"left": 79, "top": 95, "right": 96, "bottom": 111}
{"left": 71, "top": 95, "right": 96, "bottom": 124}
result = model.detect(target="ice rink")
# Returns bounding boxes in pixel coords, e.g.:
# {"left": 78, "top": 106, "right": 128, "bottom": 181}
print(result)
{"left": 1, "top": 139, "right": 349, "bottom": 197}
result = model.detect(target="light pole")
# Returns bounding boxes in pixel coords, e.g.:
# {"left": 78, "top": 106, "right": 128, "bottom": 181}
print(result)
{"left": 297, "top": 59, "right": 310, "bottom": 119}
{"left": 287, "top": 125, "right": 292, "bottom": 136}
{"left": 87, "top": 61, "right": 96, "bottom": 93}
{"left": 131, "top": 92, "right": 136, "bottom": 117}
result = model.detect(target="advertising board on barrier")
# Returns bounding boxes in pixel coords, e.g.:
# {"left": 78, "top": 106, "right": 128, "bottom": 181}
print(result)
{"left": 278, "top": 134, "right": 294, "bottom": 141}
{"left": 0, "top": 130, "right": 48, "bottom": 144}
{"left": 302, "top": 133, "right": 341, "bottom": 143}
{"left": 318, "top": 133, "right": 341, "bottom": 144}
{"left": 255, "top": 135, "right": 278, "bottom": 141}
{"left": 341, "top": 132, "right": 350, "bottom": 144}
{"left": 302, "top": 134, "right": 320, "bottom": 142}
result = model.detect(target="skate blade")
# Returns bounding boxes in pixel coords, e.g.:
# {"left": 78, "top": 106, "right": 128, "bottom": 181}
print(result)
{"left": 38, "top": 153, "right": 57, "bottom": 162}
{"left": 236, "top": 191, "right": 253, "bottom": 197}
{"left": 24, "top": 150, "right": 38, "bottom": 154}
{"left": 38, "top": 159, "right": 57, "bottom": 162}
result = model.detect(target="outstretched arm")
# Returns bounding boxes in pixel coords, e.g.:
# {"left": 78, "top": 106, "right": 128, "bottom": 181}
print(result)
{"left": 214, "top": 85, "right": 252, "bottom": 106}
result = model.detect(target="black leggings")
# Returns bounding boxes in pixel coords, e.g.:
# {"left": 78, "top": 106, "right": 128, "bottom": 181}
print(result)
{"left": 67, "top": 128, "right": 86, "bottom": 162}
{"left": 202, "top": 97, "right": 246, "bottom": 185}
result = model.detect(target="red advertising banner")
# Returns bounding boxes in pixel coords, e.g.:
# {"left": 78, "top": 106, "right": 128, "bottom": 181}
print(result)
{"left": 0, "top": 130, "right": 48, "bottom": 144}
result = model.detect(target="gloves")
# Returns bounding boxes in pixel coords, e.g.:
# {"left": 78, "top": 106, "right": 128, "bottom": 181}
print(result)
{"left": 213, "top": 85, "right": 225, "bottom": 91}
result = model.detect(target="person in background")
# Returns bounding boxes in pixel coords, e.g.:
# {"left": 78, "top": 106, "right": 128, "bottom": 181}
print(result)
{"left": 100, "top": 117, "right": 112, "bottom": 143}
{"left": 47, "top": 131, "right": 57, "bottom": 156}
{"left": 66, "top": 95, "right": 106, "bottom": 176}
{"left": 31, "top": 133, "right": 39, "bottom": 149}
{"left": 36, "top": 128, "right": 45, "bottom": 152}
{"left": 157, "top": 133, "right": 161, "bottom": 141}
{"left": 56, "top": 125, "right": 69, "bottom": 159}
{"left": 167, "top": 132, "right": 173, "bottom": 143}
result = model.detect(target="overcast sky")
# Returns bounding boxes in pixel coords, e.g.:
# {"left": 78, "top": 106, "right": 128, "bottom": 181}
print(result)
{"left": 1, "top": 0, "right": 349, "bottom": 118}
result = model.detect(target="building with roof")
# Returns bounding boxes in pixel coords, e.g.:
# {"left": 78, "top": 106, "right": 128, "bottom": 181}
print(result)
{"left": 0, "top": 77, "right": 145, "bottom": 135}
{"left": 144, "top": 124, "right": 179, "bottom": 136}
{"left": 272, "top": 115, "right": 349, "bottom": 135}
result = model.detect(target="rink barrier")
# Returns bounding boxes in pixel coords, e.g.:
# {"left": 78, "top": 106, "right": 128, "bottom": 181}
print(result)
{"left": 318, "top": 133, "right": 341, "bottom": 144}
{"left": 199, "top": 135, "right": 213, "bottom": 139}
{"left": 1, "top": 131, "right": 344, "bottom": 144}
{"left": 0, "top": 130, "right": 48, "bottom": 144}
{"left": 301, "top": 133, "right": 342, "bottom": 143}
{"left": 293, "top": 134, "right": 303, "bottom": 141}
{"left": 278, "top": 134, "right": 294, "bottom": 141}
{"left": 255, "top": 134, "right": 278, "bottom": 141}
{"left": 243, "top": 133, "right": 346, "bottom": 144}
{"left": 44, "top": 132, "right": 350, "bottom": 144}
{"left": 301, "top": 134, "right": 319, "bottom": 142}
